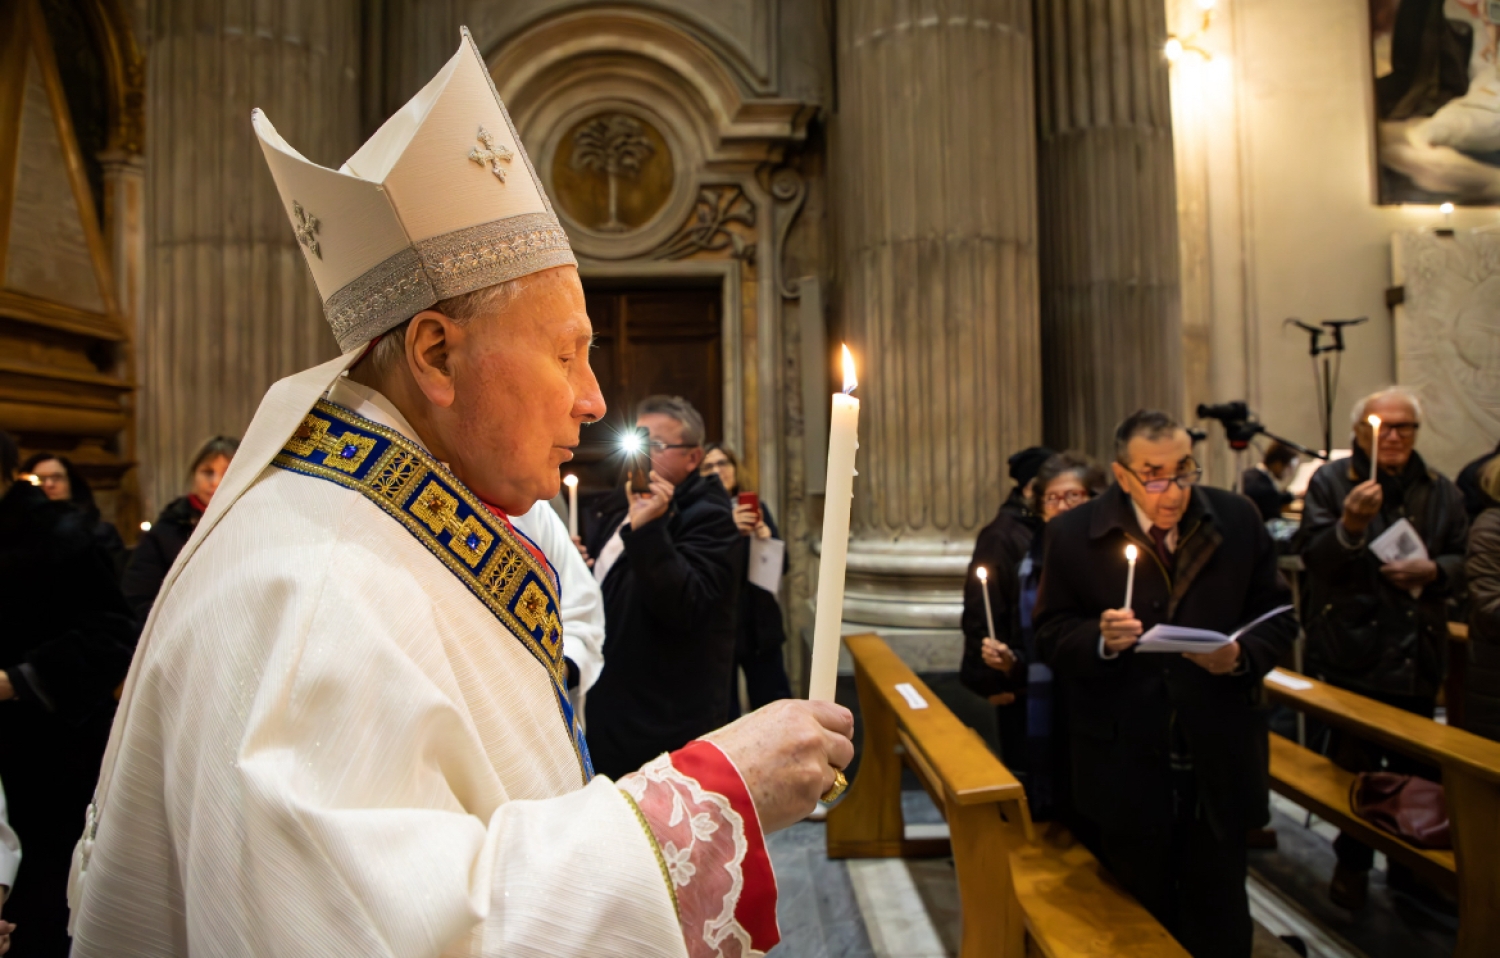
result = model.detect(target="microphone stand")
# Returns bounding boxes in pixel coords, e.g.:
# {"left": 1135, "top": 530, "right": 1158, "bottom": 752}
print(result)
{"left": 1286, "top": 317, "right": 1366, "bottom": 456}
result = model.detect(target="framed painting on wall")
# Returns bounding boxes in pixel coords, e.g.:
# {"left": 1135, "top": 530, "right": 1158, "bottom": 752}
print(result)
{"left": 1371, "top": 0, "right": 1500, "bottom": 205}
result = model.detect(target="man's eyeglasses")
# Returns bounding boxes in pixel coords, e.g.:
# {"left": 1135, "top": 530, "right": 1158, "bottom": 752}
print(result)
{"left": 644, "top": 440, "right": 698, "bottom": 453}
{"left": 1042, "top": 490, "right": 1092, "bottom": 507}
{"left": 1367, "top": 421, "right": 1420, "bottom": 438}
{"left": 1122, "top": 464, "right": 1202, "bottom": 494}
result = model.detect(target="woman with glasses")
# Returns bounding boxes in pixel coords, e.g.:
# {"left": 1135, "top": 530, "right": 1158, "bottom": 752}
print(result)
{"left": 700, "top": 443, "right": 793, "bottom": 718}
{"left": 19, "top": 453, "right": 127, "bottom": 575}
{"left": 961, "top": 451, "right": 1106, "bottom": 819}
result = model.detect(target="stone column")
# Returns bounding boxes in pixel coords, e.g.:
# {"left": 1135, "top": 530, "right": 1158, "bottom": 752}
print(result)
{"left": 1035, "top": 0, "right": 1184, "bottom": 462}
{"left": 137, "top": 0, "right": 360, "bottom": 513}
{"left": 834, "top": 0, "right": 1043, "bottom": 641}
{"left": 101, "top": 150, "right": 147, "bottom": 536}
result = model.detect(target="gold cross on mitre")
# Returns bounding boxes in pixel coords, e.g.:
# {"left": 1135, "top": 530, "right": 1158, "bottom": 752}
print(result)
{"left": 292, "top": 201, "right": 321, "bottom": 259}
{"left": 469, "top": 126, "right": 513, "bottom": 182}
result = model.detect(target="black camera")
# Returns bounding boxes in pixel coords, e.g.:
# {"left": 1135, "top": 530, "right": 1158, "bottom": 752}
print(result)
{"left": 1196, "top": 402, "right": 1262, "bottom": 449}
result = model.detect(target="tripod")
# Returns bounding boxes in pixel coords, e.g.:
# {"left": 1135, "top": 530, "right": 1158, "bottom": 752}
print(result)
{"left": 1286, "top": 318, "right": 1367, "bottom": 456}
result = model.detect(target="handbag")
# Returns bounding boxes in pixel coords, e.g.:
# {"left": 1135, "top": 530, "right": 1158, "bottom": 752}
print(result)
{"left": 1349, "top": 772, "right": 1451, "bottom": 849}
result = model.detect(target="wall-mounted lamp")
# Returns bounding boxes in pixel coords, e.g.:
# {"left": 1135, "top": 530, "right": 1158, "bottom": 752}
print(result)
{"left": 1167, "top": 0, "right": 1220, "bottom": 63}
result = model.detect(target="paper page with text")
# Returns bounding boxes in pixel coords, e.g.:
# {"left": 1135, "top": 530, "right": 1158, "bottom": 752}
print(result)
{"left": 1135, "top": 604, "right": 1294, "bottom": 654}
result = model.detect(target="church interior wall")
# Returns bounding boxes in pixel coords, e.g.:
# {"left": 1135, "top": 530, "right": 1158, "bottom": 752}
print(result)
{"left": 1172, "top": 0, "right": 1498, "bottom": 481}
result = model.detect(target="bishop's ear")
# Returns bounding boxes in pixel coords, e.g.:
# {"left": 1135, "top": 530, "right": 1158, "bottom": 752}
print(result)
{"left": 405, "top": 310, "right": 457, "bottom": 408}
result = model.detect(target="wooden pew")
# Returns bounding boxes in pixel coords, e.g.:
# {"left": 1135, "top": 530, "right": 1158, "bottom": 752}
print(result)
{"left": 1264, "top": 668, "right": 1500, "bottom": 957}
{"left": 829, "top": 633, "right": 1188, "bottom": 958}
{"left": 1449, "top": 621, "right": 1470, "bottom": 730}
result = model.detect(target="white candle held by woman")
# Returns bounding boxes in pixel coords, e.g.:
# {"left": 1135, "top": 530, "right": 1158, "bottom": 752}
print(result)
{"left": 563, "top": 473, "right": 579, "bottom": 537}
{"left": 808, "top": 345, "right": 860, "bottom": 702}
{"left": 976, "top": 566, "right": 998, "bottom": 650}
{"left": 1123, "top": 543, "right": 1138, "bottom": 612}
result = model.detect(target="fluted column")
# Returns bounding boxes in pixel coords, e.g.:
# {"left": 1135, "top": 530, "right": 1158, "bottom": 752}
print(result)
{"left": 138, "top": 0, "right": 359, "bottom": 512}
{"left": 835, "top": 0, "right": 1043, "bottom": 633}
{"left": 1035, "top": 0, "right": 1183, "bottom": 462}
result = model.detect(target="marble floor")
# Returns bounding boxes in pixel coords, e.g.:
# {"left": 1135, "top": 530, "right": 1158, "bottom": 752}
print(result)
{"left": 764, "top": 790, "right": 1458, "bottom": 958}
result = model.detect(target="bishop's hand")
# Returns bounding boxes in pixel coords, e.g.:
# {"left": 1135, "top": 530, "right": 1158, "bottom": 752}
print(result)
{"left": 702, "top": 699, "right": 854, "bottom": 833}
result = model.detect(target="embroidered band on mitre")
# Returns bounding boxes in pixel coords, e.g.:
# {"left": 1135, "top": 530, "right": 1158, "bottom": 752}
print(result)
{"left": 252, "top": 28, "right": 575, "bottom": 353}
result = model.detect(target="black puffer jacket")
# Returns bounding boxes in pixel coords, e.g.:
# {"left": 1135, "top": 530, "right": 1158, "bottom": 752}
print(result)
{"left": 1297, "top": 449, "right": 1468, "bottom": 699}
{"left": 584, "top": 472, "right": 742, "bottom": 778}
{"left": 120, "top": 496, "right": 203, "bottom": 626}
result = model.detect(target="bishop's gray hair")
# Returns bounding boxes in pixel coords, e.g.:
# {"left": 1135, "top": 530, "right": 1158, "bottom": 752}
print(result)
{"left": 637, "top": 395, "right": 705, "bottom": 448}
{"left": 364, "top": 275, "right": 533, "bottom": 377}
{"left": 1350, "top": 386, "right": 1423, "bottom": 428}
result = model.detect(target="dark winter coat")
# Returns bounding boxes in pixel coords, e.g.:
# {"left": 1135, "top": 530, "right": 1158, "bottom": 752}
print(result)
{"left": 584, "top": 472, "right": 742, "bottom": 778}
{"left": 1241, "top": 467, "right": 1292, "bottom": 522}
{"left": 733, "top": 501, "right": 787, "bottom": 659}
{"left": 1034, "top": 483, "right": 1296, "bottom": 839}
{"left": 0, "top": 481, "right": 137, "bottom": 953}
{"left": 1465, "top": 508, "right": 1500, "bottom": 742}
{"left": 1296, "top": 450, "right": 1468, "bottom": 699}
{"left": 960, "top": 493, "right": 1040, "bottom": 699}
{"left": 1457, "top": 442, "right": 1500, "bottom": 519}
{"left": 120, "top": 496, "right": 203, "bottom": 626}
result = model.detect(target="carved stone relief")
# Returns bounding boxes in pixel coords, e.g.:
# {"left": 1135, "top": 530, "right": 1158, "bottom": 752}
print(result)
{"left": 654, "top": 185, "right": 755, "bottom": 261}
{"left": 553, "top": 112, "right": 675, "bottom": 234}
{"left": 1393, "top": 230, "right": 1500, "bottom": 478}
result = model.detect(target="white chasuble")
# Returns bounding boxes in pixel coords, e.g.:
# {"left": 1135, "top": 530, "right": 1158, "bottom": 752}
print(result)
{"left": 69, "top": 355, "right": 778, "bottom": 958}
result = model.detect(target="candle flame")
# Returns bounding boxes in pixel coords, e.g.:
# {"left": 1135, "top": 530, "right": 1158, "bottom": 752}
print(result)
{"left": 563, "top": 474, "right": 579, "bottom": 488}
{"left": 976, "top": 566, "right": 988, "bottom": 582}
{"left": 841, "top": 344, "right": 857, "bottom": 394}
{"left": 140, "top": 521, "right": 152, "bottom": 532}
{"left": 1367, "top": 414, "right": 1381, "bottom": 431}
{"left": 1125, "top": 544, "right": 1138, "bottom": 562}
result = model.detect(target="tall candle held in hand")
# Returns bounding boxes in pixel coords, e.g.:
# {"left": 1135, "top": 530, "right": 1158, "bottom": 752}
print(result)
{"left": 1123, "top": 544, "right": 1138, "bottom": 612}
{"left": 563, "top": 473, "right": 579, "bottom": 537}
{"left": 809, "top": 345, "right": 860, "bottom": 702}
{"left": 976, "top": 566, "right": 998, "bottom": 646}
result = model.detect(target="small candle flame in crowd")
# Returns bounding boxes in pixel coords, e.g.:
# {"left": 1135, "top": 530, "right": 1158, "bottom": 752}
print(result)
{"left": 1367, "top": 414, "right": 1381, "bottom": 451}
{"left": 562, "top": 474, "right": 579, "bottom": 489}
{"left": 140, "top": 521, "right": 152, "bottom": 532}
{"left": 1123, "top": 544, "right": 1138, "bottom": 612}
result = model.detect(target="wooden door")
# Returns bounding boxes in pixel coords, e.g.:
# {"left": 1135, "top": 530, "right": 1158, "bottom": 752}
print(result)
{"left": 575, "top": 285, "right": 722, "bottom": 496}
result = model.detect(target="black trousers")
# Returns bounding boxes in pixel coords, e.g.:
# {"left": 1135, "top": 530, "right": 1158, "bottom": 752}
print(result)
{"left": 1327, "top": 689, "right": 1438, "bottom": 870}
{"left": 725, "top": 645, "right": 793, "bottom": 721}
{"left": 1098, "top": 781, "right": 1252, "bottom": 958}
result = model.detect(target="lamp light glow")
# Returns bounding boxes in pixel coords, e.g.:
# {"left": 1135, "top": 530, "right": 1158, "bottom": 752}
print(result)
{"left": 1440, "top": 202, "right": 1455, "bottom": 215}
{"left": 1164, "top": 36, "right": 1184, "bottom": 62}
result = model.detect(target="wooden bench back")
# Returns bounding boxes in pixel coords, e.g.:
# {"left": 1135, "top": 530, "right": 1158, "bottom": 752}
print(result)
{"left": 1267, "top": 668, "right": 1500, "bottom": 957}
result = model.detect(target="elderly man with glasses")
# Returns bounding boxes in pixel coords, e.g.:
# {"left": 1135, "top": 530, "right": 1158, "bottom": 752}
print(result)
{"left": 1034, "top": 409, "right": 1295, "bottom": 958}
{"left": 583, "top": 395, "right": 744, "bottom": 778}
{"left": 1296, "top": 386, "right": 1469, "bottom": 911}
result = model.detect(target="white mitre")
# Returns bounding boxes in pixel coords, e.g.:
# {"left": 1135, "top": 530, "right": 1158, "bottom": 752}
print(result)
{"left": 253, "top": 27, "right": 575, "bottom": 353}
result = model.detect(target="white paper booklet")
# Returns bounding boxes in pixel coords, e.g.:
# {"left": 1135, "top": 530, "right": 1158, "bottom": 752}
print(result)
{"left": 1368, "top": 518, "right": 1428, "bottom": 598}
{"left": 1135, "top": 604, "right": 1294, "bottom": 654}
{"left": 748, "top": 536, "right": 785, "bottom": 595}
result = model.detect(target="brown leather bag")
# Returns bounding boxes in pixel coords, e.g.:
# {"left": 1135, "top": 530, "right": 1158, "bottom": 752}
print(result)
{"left": 1350, "top": 772, "right": 1451, "bottom": 849}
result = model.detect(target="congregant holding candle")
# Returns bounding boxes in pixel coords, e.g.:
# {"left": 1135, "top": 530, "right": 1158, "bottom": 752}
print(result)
{"left": 961, "top": 450, "right": 1105, "bottom": 820}
{"left": 1034, "top": 409, "right": 1298, "bottom": 958}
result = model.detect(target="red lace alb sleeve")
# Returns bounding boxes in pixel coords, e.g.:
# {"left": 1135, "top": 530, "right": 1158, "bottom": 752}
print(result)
{"left": 617, "top": 740, "right": 779, "bottom": 958}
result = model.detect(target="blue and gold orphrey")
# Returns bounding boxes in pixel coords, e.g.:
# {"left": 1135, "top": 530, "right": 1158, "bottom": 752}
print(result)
{"left": 272, "top": 399, "right": 593, "bottom": 781}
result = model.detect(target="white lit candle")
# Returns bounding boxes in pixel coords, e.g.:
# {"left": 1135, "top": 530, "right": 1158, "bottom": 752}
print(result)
{"left": 976, "top": 566, "right": 998, "bottom": 648}
{"left": 809, "top": 345, "right": 860, "bottom": 702}
{"left": 563, "top": 473, "right": 579, "bottom": 537}
{"left": 1123, "top": 544, "right": 1138, "bottom": 611}
{"left": 1367, "top": 414, "right": 1381, "bottom": 459}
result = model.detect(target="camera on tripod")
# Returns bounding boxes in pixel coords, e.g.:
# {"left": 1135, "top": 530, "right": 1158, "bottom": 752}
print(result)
{"left": 1196, "top": 402, "right": 1262, "bottom": 449}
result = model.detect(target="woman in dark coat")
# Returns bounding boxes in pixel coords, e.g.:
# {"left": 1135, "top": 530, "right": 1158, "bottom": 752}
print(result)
{"left": 702, "top": 443, "right": 793, "bottom": 718}
{"left": 962, "top": 450, "right": 1105, "bottom": 819}
{"left": 20, "top": 453, "right": 126, "bottom": 575}
{"left": 1, "top": 433, "right": 136, "bottom": 956}
{"left": 1465, "top": 456, "right": 1500, "bottom": 742}
{"left": 121, "top": 436, "right": 238, "bottom": 626}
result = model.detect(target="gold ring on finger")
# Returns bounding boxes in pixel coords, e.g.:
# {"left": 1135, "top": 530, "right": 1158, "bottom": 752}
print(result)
{"left": 820, "top": 767, "right": 849, "bottom": 804}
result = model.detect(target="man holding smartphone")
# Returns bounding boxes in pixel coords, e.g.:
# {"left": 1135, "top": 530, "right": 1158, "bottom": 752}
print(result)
{"left": 584, "top": 396, "right": 743, "bottom": 778}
